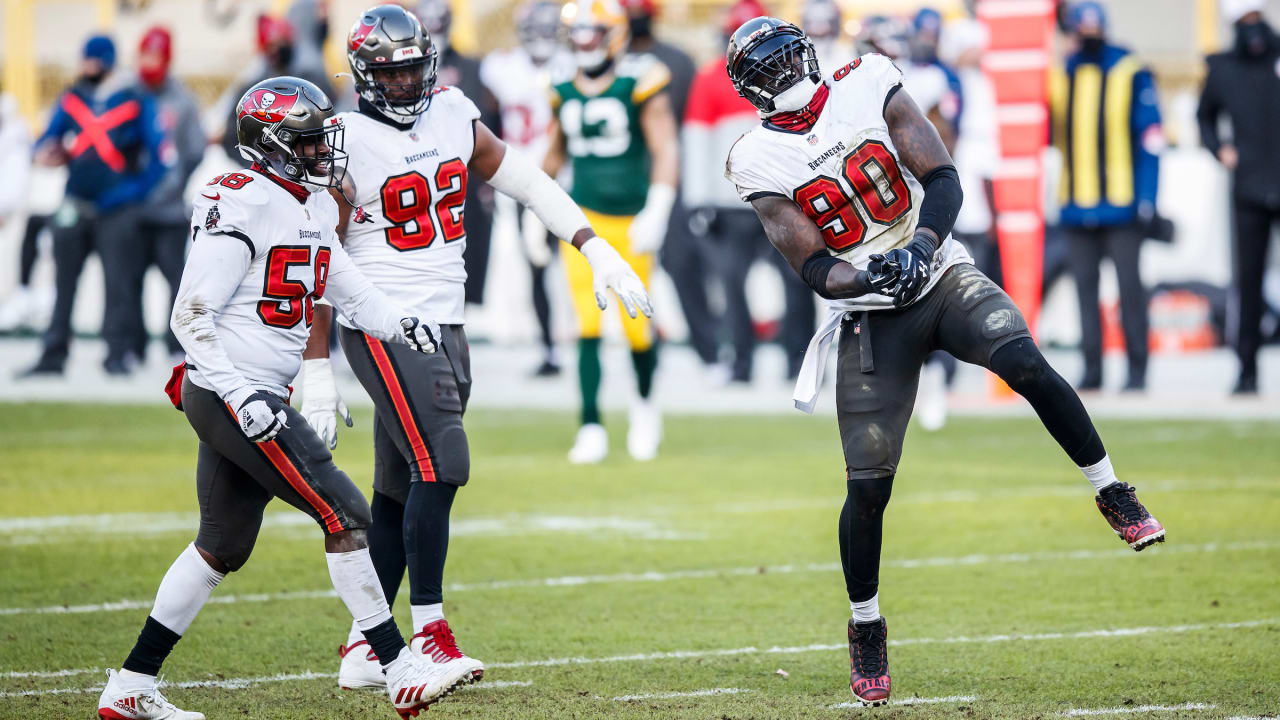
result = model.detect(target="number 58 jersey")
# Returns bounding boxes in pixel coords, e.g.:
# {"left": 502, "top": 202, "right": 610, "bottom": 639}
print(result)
{"left": 336, "top": 86, "right": 481, "bottom": 327}
{"left": 725, "top": 53, "right": 971, "bottom": 311}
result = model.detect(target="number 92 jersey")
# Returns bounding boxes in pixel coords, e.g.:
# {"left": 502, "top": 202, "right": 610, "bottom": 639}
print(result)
{"left": 336, "top": 86, "right": 481, "bottom": 327}
{"left": 726, "top": 53, "right": 971, "bottom": 311}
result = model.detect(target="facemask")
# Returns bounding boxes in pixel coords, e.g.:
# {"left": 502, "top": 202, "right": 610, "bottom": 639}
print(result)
{"left": 628, "top": 15, "right": 652, "bottom": 41}
{"left": 769, "top": 75, "right": 820, "bottom": 114}
{"left": 1079, "top": 36, "right": 1104, "bottom": 56}
{"left": 140, "top": 65, "right": 166, "bottom": 87}
{"left": 1237, "top": 20, "right": 1272, "bottom": 58}
{"left": 82, "top": 71, "right": 107, "bottom": 86}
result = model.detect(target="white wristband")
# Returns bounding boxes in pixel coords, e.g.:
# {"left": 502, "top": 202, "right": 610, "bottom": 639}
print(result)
{"left": 643, "top": 183, "right": 676, "bottom": 219}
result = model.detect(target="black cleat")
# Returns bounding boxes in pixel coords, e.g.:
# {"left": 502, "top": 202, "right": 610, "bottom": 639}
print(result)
{"left": 848, "top": 617, "right": 891, "bottom": 706}
{"left": 1096, "top": 482, "right": 1165, "bottom": 551}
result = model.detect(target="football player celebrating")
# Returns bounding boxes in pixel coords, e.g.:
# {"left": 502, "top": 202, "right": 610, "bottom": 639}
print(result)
{"left": 723, "top": 19, "right": 1166, "bottom": 707}
{"left": 297, "top": 5, "right": 652, "bottom": 692}
{"left": 545, "top": 0, "right": 679, "bottom": 463}
{"left": 97, "top": 77, "right": 464, "bottom": 720}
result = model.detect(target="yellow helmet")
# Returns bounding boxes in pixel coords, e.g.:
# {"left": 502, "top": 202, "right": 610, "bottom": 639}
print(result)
{"left": 561, "top": 0, "right": 628, "bottom": 74}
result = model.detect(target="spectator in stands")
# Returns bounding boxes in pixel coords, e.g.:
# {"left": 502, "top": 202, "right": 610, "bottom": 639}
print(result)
{"left": 135, "top": 26, "right": 206, "bottom": 362}
{"left": 0, "top": 90, "right": 36, "bottom": 331}
{"left": 1197, "top": 0, "right": 1280, "bottom": 395}
{"left": 418, "top": 0, "right": 500, "bottom": 308}
{"left": 19, "top": 35, "right": 165, "bottom": 378}
{"left": 684, "top": 0, "right": 815, "bottom": 383}
{"left": 1050, "top": 2, "right": 1161, "bottom": 392}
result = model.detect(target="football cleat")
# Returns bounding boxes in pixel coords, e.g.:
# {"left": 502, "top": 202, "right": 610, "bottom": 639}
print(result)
{"left": 848, "top": 617, "right": 891, "bottom": 707}
{"left": 97, "top": 669, "right": 205, "bottom": 720}
{"left": 1096, "top": 482, "right": 1166, "bottom": 551}
{"left": 626, "top": 399, "right": 662, "bottom": 461}
{"left": 412, "top": 619, "right": 485, "bottom": 683}
{"left": 385, "top": 646, "right": 472, "bottom": 718}
{"left": 338, "top": 640, "right": 387, "bottom": 690}
{"left": 568, "top": 423, "right": 608, "bottom": 464}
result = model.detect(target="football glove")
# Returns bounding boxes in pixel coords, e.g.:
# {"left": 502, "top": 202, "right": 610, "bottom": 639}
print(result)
{"left": 627, "top": 184, "right": 675, "bottom": 255}
{"left": 300, "top": 358, "right": 351, "bottom": 450}
{"left": 227, "top": 387, "right": 289, "bottom": 443}
{"left": 579, "top": 236, "right": 654, "bottom": 319}
{"left": 881, "top": 235, "right": 934, "bottom": 307}
{"left": 863, "top": 254, "right": 901, "bottom": 294}
{"left": 400, "top": 317, "right": 441, "bottom": 354}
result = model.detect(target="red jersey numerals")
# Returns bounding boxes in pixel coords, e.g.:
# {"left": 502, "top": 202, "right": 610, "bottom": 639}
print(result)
{"left": 379, "top": 158, "right": 468, "bottom": 251}
{"left": 207, "top": 172, "right": 254, "bottom": 190}
{"left": 256, "top": 245, "right": 330, "bottom": 329}
{"left": 793, "top": 139, "right": 913, "bottom": 252}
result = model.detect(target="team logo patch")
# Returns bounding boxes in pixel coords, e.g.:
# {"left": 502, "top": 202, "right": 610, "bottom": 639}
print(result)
{"left": 352, "top": 206, "right": 375, "bottom": 224}
{"left": 348, "top": 15, "right": 377, "bottom": 52}
{"left": 807, "top": 134, "right": 819, "bottom": 145}
{"left": 240, "top": 87, "right": 300, "bottom": 124}
{"left": 205, "top": 204, "right": 220, "bottom": 230}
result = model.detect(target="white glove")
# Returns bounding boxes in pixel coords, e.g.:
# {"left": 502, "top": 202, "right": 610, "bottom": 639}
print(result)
{"left": 579, "top": 236, "right": 653, "bottom": 319}
{"left": 400, "top": 317, "right": 441, "bottom": 354}
{"left": 627, "top": 184, "right": 675, "bottom": 254}
{"left": 225, "top": 386, "right": 289, "bottom": 443}
{"left": 300, "top": 358, "right": 351, "bottom": 450}
{"left": 521, "top": 206, "right": 552, "bottom": 268}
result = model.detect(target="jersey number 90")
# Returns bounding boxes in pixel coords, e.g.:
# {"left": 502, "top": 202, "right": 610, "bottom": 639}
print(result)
{"left": 793, "top": 140, "right": 912, "bottom": 252}
{"left": 380, "top": 159, "right": 468, "bottom": 251}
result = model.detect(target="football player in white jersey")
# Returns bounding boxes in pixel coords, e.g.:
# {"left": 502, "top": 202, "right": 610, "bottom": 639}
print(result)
{"left": 723, "top": 18, "right": 1166, "bottom": 706}
{"left": 481, "top": 0, "right": 573, "bottom": 376}
{"left": 297, "top": 5, "right": 652, "bottom": 692}
{"left": 97, "top": 77, "right": 467, "bottom": 720}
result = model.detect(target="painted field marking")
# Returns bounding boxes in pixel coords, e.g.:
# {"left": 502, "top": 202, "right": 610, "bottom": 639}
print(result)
{"left": 612, "top": 688, "right": 752, "bottom": 701}
{"left": 1062, "top": 702, "right": 1216, "bottom": 716}
{"left": 3, "top": 540, "right": 1275, "bottom": 618}
{"left": 0, "top": 675, "right": 530, "bottom": 699}
{"left": 829, "top": 694, "right": 978, "bottom": 708}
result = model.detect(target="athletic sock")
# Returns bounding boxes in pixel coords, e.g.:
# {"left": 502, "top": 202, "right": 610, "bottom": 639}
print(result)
{"left": 121, "top": 543, "right": 224, "bottom": 676}
{"left": 411, "top": 603, "right": 446, "bottom": 631}
{"left": 630, "top": 344, "right": 658, "bottom": 399}
{"left": 851, "top": 594, "right": 880, "bottom": 623}
{"left": 404, "top": 481, "right": 457, "bottom": 607}
{"left": 368, "top": 491, "right": 407, "bottom": 607}
{"left": 346, "top": 620, "right": 364, "bottom": 648}
{"left": 578, "top": 337, "right": 602, "bottom": 425}
{"left": 1080, "top": 454, "right": 1119, "bottom": 492}
{"left": 326, "top": 548, "right": 404, "bottom": 666}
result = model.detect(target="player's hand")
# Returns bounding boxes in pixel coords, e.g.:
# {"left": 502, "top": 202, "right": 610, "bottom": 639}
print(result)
{"left": 882, "top": 243, "right": 931, "bottom": 308}
{"left": 864, "top": 254, "right": 901, "bottom": 294}
{"left": 579, "top": 236, "right": 654, "bottom": 319}
{"left": 300, "top": 358, "right": 351, "bottom": 450}
{"left": 400, "top": 317, "right": 441, "bottom": 354}
{"left": 521, "top": 207, "right": 552, "bottom": 268}
{"left": 627, "top": 184, "right": 676, "bottom": 255}
{"left": 227, "top": 387, "right": 289, "bottom": 443}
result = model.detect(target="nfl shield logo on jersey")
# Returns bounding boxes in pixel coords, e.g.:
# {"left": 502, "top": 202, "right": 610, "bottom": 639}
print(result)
{"left": 807, "top": 134, "right": 819, "bottom": 145}
{"left": 409, "top": 132, "right": 419, "bottom": 141}
{"left": 205, "top": 204, "right": 220, "bottom": 230}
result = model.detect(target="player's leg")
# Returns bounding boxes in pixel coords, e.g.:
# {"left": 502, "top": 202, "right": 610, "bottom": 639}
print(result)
{"left": 932, "top": 264, "right": 1164, "bottom": 550}
{"left": 562, "top": 215, "right": 608, "bottom": 463}
{"left": 834, "top": 305, "right": 933, "bottom": 707}
{"left": 610, "top": 213, "right": 661, "bottom": 461}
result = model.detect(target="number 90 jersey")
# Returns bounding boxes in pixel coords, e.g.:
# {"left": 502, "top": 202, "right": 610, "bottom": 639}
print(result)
{"left": 336, "top": 86, "right": 481, "bottom": 327}
{"left": 726, "top": 53, "right": 971, "bottom": 311}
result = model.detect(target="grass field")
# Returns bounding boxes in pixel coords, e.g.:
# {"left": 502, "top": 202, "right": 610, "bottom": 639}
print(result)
{"left": 1, "top": 403, "right": 1278, "bottom": 720}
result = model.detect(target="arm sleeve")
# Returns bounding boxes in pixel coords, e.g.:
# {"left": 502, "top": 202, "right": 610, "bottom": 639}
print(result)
{"left": 170, "top": 230, "right": 254, "bottom": 398}
{"left": 1195, "top": 61, "right": 1223, "bottom": 155}
{"left": 486, "top": 144, "right": 591, "bottom": 241}
{"left": 321, "top": 243, "right": 408, "bottom": 344}
{"left": 1131, "top": 68, "right": 1161, "bottom": 209}
{"left": 35, "top": 97, "right": 70, "bottom": 149}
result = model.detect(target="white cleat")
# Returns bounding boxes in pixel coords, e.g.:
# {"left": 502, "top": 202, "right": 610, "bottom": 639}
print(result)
{"left": 914, "top": 361, "right": 948, "bottom": 432}
{"left": 412, "top": 619, "right": 485, "bottom": 684}
{"left": 626, "top": 399, "right": 662, "bottom": 461}
{"left": 97, "top": 669, "right": 204, "bottom": 720}
{"left": 338, "top": 640, "right": 387, "bottom": 690}
{"left": 385, "top": 647, "right": 472, "bottom": 718}
{"left": 568, "top": 423, "right": 608, "bottom": 464}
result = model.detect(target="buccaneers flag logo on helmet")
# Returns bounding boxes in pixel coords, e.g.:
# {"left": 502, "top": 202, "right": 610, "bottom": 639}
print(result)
{"left": 241, "top": 87, "right": 300, "bottom": 124}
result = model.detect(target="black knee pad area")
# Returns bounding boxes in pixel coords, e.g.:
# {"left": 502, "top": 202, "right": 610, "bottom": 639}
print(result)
{"left": 990, "top": 338, "right": 1049, "bottom": 391}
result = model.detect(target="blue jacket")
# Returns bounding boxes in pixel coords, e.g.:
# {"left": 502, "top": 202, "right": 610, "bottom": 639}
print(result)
{"left": 37, "top": 81, "right": 165, "bottom": 213}
{"left": 1052, "top": 44, "right": 1161, "bottom": 227}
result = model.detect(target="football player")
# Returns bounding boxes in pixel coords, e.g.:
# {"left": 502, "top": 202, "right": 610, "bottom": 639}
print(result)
{"left": 97, "top": 77, "right": 463, "bottom": 720}
{"left": 296, "top": 5, "right": 652, "bottom": 692}
{"left": 545, "top": 0, "right": 679, "bottom": 463}
{"left": 723, "top": 18, "right": 1166, "bottom": 707}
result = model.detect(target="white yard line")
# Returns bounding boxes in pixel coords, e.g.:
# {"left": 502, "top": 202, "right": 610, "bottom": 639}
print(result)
{"left": 4, "top": 620, "right": 1272, "bottom": 699}
{"left": 1062, "top": 702, "right": 1216, "bottom": 716}
{"left": 4, "top": 540, "right": 1275, "bottom": 618}
{"left": 0, "top": 667, "right": 102, "bottom": 679}
{"left": 612, "top": 687, "right": 752, "bottom": 701}
{"left": 829, "top": 694, "right": 978, "bottom": 708}
{"left": 0, "top": 674, "right": 530, "bottom": 699}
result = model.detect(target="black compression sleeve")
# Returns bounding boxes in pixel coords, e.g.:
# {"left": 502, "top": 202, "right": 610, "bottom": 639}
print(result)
{"left": 801, "top": 250, "right": 872, "bottom": 299}
{"left": 915, "top": 164, "right": 963, "bottom": 241}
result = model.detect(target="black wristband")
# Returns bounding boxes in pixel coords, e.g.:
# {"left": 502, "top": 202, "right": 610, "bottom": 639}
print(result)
{"left": 800, "top": 250, "right": 842, "bottom": 299}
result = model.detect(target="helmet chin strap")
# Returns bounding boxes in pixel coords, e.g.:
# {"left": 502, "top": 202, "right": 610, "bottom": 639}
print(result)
{"left": 764, "top": 75, "right": 821, "bottom": 117}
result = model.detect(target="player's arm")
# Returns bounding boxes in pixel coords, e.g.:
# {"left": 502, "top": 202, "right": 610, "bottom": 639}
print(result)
{"left": 880, "top": 88, "right": 964, "bottom": 306}
{"left": 751, "top": 195, "right": 897, "bottom": 300}
{"left": 468, "top": 119, "right": 653, "bottom": 318}
{"left": 299, "top": 186, "right": 356, "bottom": 448}
{"left": 629, "top": 90, "right": 678, "bottom": 253}
{"left": 170, "top": 231, "right": 256, "bottom": 403}
{"left": 323, "top": 243, "right": 440, "bottom": 353}
{"left": 306, "top": 176, "right": 359, "bottom": 363}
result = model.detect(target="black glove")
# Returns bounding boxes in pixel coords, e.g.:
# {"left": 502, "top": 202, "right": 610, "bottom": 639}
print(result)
{"left": 882, "top": 234, "right": 935, "bottom": 307}
{"left": 862, "top": 253, "right": 901, "bottom": 294}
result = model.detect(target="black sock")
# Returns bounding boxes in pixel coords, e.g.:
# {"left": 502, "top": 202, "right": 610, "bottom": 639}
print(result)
{"left": 990, "top": 338, "right": 1106, "bottom": 466}
{"left": 368, "top": 491, "right": 407, "bottom": 608}
{"left": 122, "top": 616, "right": 181, "bottom": 677}
{"left": 630, "top": 344, "right": 658, "bottom": 399}
{"left": 404, "top": 481, "right": 458, "bottom": 607}
{"left": 579, "top": 337, "right": 602, "bottom": 425}
{"left": 840, "top": 474, "right": 894, "bottom": 603}
{"left": 363, "top": 617, "right": 407, "bottom": 667}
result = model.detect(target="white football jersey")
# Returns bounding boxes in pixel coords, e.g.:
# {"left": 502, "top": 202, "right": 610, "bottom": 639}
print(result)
{"left": 185, "top": 168, "right": 343, "bottom": 394}
{"left": 480, "top": 47, "right": 571, "bottom": 161}
{"left": 725, "top": 53, "right": 971, "bottom": 312}
{"left": 337, "top": 86, "right": 481, "bottom": 327}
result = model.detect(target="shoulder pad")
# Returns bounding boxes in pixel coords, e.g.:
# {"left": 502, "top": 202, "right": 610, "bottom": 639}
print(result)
{"left": 192, "top": 171, "right": 269, "bottom": 242}
{"left": 618, "top": 52, "right": 659, "bottom": 79}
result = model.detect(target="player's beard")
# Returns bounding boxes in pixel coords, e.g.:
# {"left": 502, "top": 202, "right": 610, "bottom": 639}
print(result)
{"left": 768, "top": 75, "right": 821, "bottom": 115}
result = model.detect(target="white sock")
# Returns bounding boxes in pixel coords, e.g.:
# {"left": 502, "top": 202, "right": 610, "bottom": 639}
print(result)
{"left": 411, "top": 603, "right": 445, "bottom": 631}
{"left": 149, "top": 543, "right": 224, "bottom": 636}
{"left": 1080, "top": 454, "right": 1119, "bottom": 492}
{"left": 851, "top": 594, "right": 880, "bottom": 623}
{"left": 116, "top": 668, "right": 157, "bottom": 691}
{"left": 346, "top": 619, "right": 364, "bottom": 647}
{"left": 325, "top": 548, "right": 393, "bottom": 631}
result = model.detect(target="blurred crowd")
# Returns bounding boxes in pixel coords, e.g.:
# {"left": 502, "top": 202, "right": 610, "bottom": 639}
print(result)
{"left": 0, "top": 0, "right": 1276, "bottom": 397}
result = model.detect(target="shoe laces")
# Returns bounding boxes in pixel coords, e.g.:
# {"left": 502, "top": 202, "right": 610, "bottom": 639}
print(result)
{"left": 1102, "top": 483, "right": 1146, "bottom": 524}
{"left": 850, "top": 622, "right": 887, "bottom": 677}
{"left": 417, "top": 621, "right": 464, "bottom": 660}
{"left": 138, "top": 676, "right": 176, "bottom": 713}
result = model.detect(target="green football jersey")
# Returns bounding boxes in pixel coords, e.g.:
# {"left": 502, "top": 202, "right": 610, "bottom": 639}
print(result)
{"left": 551, "top": 53, "right": 670, "bottom": 216}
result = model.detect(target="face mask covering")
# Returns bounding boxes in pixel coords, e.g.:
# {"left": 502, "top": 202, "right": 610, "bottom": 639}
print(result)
{"left": 1079, "top": 36, "right": 1104, "bottom": 56}
{"left": 769, "top": 75, "right": 820, "bottom": 114}
{"left": 628, "top": 15, "right": 652, "bottom": 41}
{"left": 1237, "top": 21, "right": 1272, "bottom": 58}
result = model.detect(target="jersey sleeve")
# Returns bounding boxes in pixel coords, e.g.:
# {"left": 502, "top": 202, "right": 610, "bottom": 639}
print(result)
{"left": 189, "top": 175, "right": 270, "bottom": 260}
{"left": 623, "top": 54, "right": 672, "bottom": 105}
{"left": 434, "top": 86, "right": 482, "bottom": 124}
{"left": 856, "top": 53, "right": 905, "bottom": 111}
{"left": 724, "top": 133, "right": 785, "bottom": 203}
